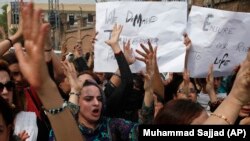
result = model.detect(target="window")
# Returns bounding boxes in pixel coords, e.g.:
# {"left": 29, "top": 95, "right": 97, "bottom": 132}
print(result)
{"left": 69, "top": 15, "right": 75, "bottom": 25}
{"left": 88, "top": 14, "right": 94, "bottom": 23}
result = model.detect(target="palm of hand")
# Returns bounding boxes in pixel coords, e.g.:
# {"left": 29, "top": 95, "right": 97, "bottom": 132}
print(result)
{"left": 18, "top": 42, "right": 48, "bottom": 90}
{"left": 105, "top": 24, "right": 122, "bottom": 46}
{"left": 106, "top": 33, "right": 119, "bottom": 46}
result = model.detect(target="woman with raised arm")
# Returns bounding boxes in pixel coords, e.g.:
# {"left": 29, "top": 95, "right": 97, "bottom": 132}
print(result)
{"left": 135, "top": 39, "right": 158, "bottom": 123}
{"left": 14, "top": 2, "right": 83, "bottom": 141}
{"left": 203, "top": 65, "right": 250, "bottom": 125}
{"left": 104, "top": 24, "right": 147, "bottom": 122}
{"left": 136, "top": 40, "right": 165, "bottom": 100}
{"left": 48, "top": 24, "right": 155, "bottom": 140}
{"left": 203, "top": 48, "right": 250, "bottom": 124}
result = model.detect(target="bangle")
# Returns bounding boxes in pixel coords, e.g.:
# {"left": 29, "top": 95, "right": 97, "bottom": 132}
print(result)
{"left": 44, "top": 48, "right": 52, "bottom": 52}
{"left": 6, "top": 38, "right": 13, "bottom": 47}
{"left": 69, "top": 92, "right": 80, "bottom": 97}
{"left": 43, "top": 101, "right": 68, "bottom": 115}
{"left": 210, "top": 113, "right": 231, "bottom": 125}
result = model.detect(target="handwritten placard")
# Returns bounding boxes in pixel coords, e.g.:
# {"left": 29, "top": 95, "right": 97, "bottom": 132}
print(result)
{"left": 187, "top": 6, "right": 250, "bottom": 78}
{"left": 95, "top": 1, "right": 187, "bottom": 73}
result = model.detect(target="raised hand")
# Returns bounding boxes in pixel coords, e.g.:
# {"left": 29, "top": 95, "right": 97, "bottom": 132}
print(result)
{"left": 136, "top": 40, "right": 156, "bottom": 90}
{"left": 136, "top": 40, "right": 164, "bottom": 99}
{"left": 136, "top": 40, "right": 155, "bottom": 64}
{"left": 204, "top": 49, "right": 250, "bottom": 125}
{"left": 143, "top": 48, "right": 156, "bottom": 91}
{"left": 105, "top": 24, "right": 122, "bottom": 50}
{"left": 14, "top": 2, "right": 49, "bottom": 90}
{"left": 230, "top": 49, "right": 250, "bottom": 105}
{"left": 136, "top": 40, "right": 157, "bottom": 106}
{"left": 61, "top": 60, "right": 81, "bottom": 105}
{"left": 14, "top": 2, "right": 84, "bottom": 140}
{"left": 205, "top": 65, "right": 217, "bottom": 103}
{"left": 123, "top": 40, "right": 135, "bottom": 65}
{"left": 206, "top": 65, "right": 215, "bottom": 93}
{"left": 61, "top": 60, "right": 81, "bottom": 92}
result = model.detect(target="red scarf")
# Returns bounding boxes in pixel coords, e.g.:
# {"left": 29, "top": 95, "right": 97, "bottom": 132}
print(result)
{"left": 24, "top": 87, "right": 42, "bottom": 119}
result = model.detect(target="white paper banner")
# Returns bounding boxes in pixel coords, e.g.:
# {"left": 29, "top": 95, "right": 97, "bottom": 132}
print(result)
{"left": 14, "top": 112, "right": 38, "bottom": 141}
{"left": 95, "top": 1, "right": 187, "bottom": 73}
{"left": 187, "top": 6, "right": 250, "bottom": 78}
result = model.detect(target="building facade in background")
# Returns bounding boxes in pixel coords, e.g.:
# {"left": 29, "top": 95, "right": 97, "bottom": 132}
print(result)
{"left": 7, "top": 1, "right": 95, "bottom": 55}
{"left": 6, "top": 0, "right": 250, "bottom": 55}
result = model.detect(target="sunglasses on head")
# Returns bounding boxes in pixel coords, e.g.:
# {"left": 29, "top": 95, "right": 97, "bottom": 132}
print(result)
{"left": 0, "top": 81, "right": 15, "bottom": 92}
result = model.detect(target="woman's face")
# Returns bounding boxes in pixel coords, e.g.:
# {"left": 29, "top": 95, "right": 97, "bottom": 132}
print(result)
{"left": 0, "top": 71, "right": 13, "bottom": 105}
{"left": 0, "top": 113, "right": 11, "bottom": 141}
{"left": 78, "top": 85, "right": 102, "bottom": 124}
{"left": 8, "top": 63, "right": 25, "bottom": 86}
{"left": 175, "top": 81, "right": 197, "bottom": 102}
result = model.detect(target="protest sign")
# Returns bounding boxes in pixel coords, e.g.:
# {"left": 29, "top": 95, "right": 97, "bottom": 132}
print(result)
{"left": 187, "top": 6, "right": 250, "bottom": 78}
{"left": 95, "top": 1, "right": 187, "bottom": 73}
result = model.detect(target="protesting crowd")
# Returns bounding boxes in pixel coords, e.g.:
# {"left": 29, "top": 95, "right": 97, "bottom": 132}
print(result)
{"left": 0, "top": 1, "right": 250, "bottom": 141}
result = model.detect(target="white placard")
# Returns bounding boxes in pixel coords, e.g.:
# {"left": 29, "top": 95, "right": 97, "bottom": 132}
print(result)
{"left": 187, "top": 6, "right": 250, "bottom": 78}
{"left": 95, "top": 1, "right": 187, "bottom": 73}
{"left": 14, "top": 112, "right": 38, "bottom": 141}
